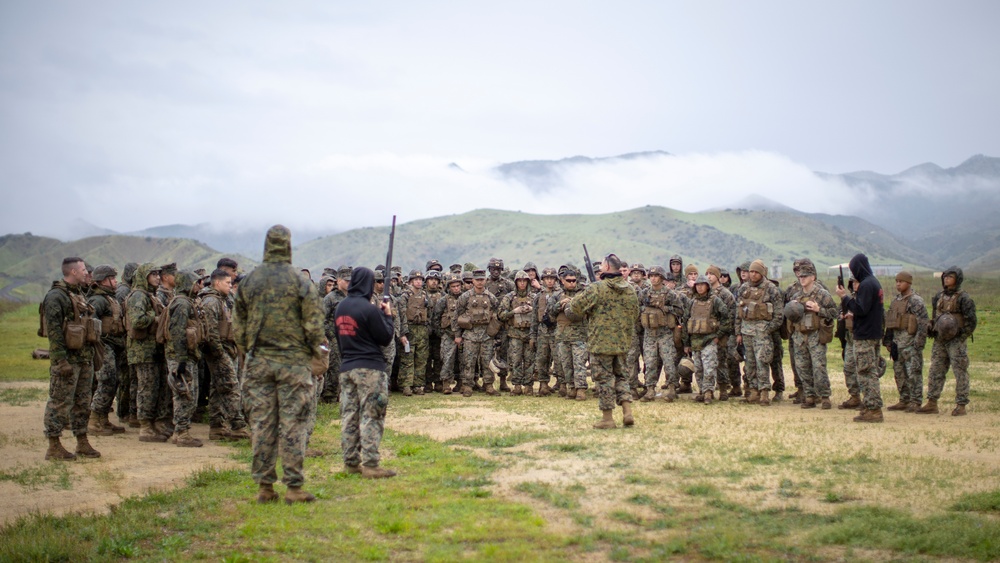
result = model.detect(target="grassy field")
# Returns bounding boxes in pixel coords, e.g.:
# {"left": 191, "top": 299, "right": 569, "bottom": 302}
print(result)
{"left": 2, "top": 275, "right": 999, "bottom": 561}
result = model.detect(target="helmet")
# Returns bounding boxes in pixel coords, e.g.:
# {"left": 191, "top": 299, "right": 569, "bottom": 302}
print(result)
{"left": 373, "top": 270, "right": 385, "bottom": 282}
{"left": 540, "top": 267, "right": 558, "bottom": 279}
{"left": 630, "top": 263, "right": 646, "bottom": 274}
{"left": 425, "top": 259, "right": 442, "bottom": 271}
{"left": 677, "top": 358, "right": 695, "bottom": 379}
{"left": 934, "top": 314, "right": 960, "bottom": 341}
{"left": 648, "top": 266, "right": 667, "bottom": 278}
{"left": 408, "top": 269, "right": 423, "bottom": 279}
{"left": 488, "top": 257, "right": 504, "bottom": 270}
{"left": 514, "top": 270, "right": 530, "bottom": 280}
{"left": 783, "top": 301, "right": 805, "bottom": 323}
{"left": 694, "top": 275, "right": 710, "bottom": 286}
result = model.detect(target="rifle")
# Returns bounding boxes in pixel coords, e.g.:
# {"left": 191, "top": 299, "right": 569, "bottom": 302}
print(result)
{"left": 837, "top": 265, "right": 845, "bottom": 290}
{"left": 582, "top": 244, "right": 597, "bottom": 283}
{"left": 383, "top": 215, "right": 396, "bottom": 303}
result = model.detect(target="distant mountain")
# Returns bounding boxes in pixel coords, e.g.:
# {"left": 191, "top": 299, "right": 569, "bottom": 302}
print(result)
{"left": 493, "top": 150, "right": 671, "bottom": 192}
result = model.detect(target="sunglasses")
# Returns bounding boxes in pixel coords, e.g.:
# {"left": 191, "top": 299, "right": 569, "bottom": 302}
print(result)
{"left": 564, "top": 278, "right": 578, "bottom": 283}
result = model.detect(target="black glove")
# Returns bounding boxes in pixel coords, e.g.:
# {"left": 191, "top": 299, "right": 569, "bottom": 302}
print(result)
{"left": 889, "top": 342, "right": 899, "bottom": 362}
{"left": 178, "top": 362, "right": 187, "bottom": 376}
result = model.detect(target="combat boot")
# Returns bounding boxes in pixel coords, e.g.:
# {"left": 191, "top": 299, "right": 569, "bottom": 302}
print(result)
{"left": 256, "top": 483, "right": 278, "bottom": 504}
{"left": 838, "top": 394, "right": 861, "bottom": 410}
{"left": 576, "top": 388, "right": 587, "bottom": 401}
{"left": 106, "top": 414, "right": 126, "bottom": 434}
{"left": 485, "top": 385, "right": 499, "bottom": 396}
{"left": 442, "top": 382, "right": 453, "bottom": 395}
{"left": 678, "top": 382, "right": 693, "bottom": 394}
{"left": 703, "top": 391, "right": 714, "bottom": 405}
{"left": 512, "top": 384, "right": 523, "bottom": 396}
{"left": 499, "top": 375, "right": 512, "bottom": 392}
{"left": 127, "top": 414, "right": 140, "bottom": 428}
{"left": 306, "top": 448, "right": 326, "bottom": 458}
{"left": 729, "top": 384, "right": 742, "bottom": 398}
{"left": 284, "top": 486, "right": 317, "bottom": 503}
{"left": 227, "top": 426, "right": 251, "bottom": 440}
{"left": 743, "top": 389, "right": 759, "bottom": 404}
{"left": 174, "top": 429, "right": 203, "bottom": 447}
{"left": 952, "top": 405, "right": 967, "bottom": 416}
{"left": 788, "top": 389, "right": 801, "bottom": 401}
{"left": 906, "top": 402, "right": 919, "bottom": 413}
{"left": 665, "top": 384, "right": 677, "bottom": 402}
{"left": 88, "top": 411, "right": 114, "bottom": 436}
{"left": 343, "top": 464, "right": 362, "bottom": 474}
{"left": 592, "top": 410, "right": 617, "bottom": 430}
{"left": 45, "top": 436, "right": 76, "bottom": 461}
{"left": 361, "top": 465, "right": 398, "bottom": 479}
{"left": 75, "top": 434, "right": 101, "bottom": 458}
{"left": 758, "top": 390, "right": 771, "bottom": 406}
{"left": 641, "top": 387, "right": 657, "bottom": 402}
{"left": 853, "top": 409, "right": 884, "bottom": 423}
{"left": 916, "top": 399, "right": 939, "bottom": 414}
{"left": 538, "top": 382, "right": 552, "bottom": 397}
{"left": 772, "top": 391, "right": 783, "bottom": 402}
{"left": 461, "top": 385, "right": 473, "bottom": 398}
{"left": 139, "top": 420, "right": 168, "bottom": 443}
{"left": 821, "top": 398, "right": 832, "bottom": 410}
{"left": 402, "top": 386, "right": 413, "bottom": 397}
{"left": 414, "top": 386, "right": 425, "bottom": 396}
{"left": 718, "top": 384, "right": 729, "bottom": 401}
{"left": 209, "top": 425, "right": 228, "bottom": 441}
{"left": 801, "top": 397, "right": 816, "bottom": 409}
{"left": 622, "top": 401, "right": 635, "bottom": 426}
{"left": 887, "top": 400, "right": 909, "bottom": 411}
{"left": 154, "top": 419, "right": 174, "bottom": 438}
{"left": 691, "top": 392, "right": 704, "bottom": 403}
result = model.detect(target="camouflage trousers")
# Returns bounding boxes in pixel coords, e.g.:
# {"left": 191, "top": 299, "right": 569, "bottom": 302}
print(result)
{"left": 507, "top": 335, "right": 534, "bottom": 386}
{"left": 726, "top": 335, "right": 742, "bottom": 389}
{"left": 321, "top": 340, "right": 341, "bottom": 402}
{"left": 166, "top": 359, "right": 199, "bottom": 432}
{"left": 770, "top": 332, "right": 786, "bottom": 393}
{"left": 340, "top": 368, "right": 389, "bottom": 468}
{"left": 841, "top": 333, "right": 860, "bottom": 396}
{"left": 438, "top": 332, "right": 459, "bottom": 386}
{"left": 742, "top": 333, "right": 774, "bottom": 391}
{"left": 115, "top": 362, "right": 137, "bottom": 421}
{"left": 626, "top": 326, "right": 643, "bottom": 391}
{"left": 693, "top": 341, "right": 719, "bottom": 393}
{"left": 400, "top": 324, "right": 430, "bottom": 388}
{"left": 591, "top": 353, "right": 630, "bottom": 411}
{"left": 892, "top": 343, "right": 924, "bottom": 405}
{"left": 493, "top": 331, "right": 510, "bottom": 377}
{"left": 242, "top": 355, "right": 314, "bottom": 487}
{"left": 791, "top": 331, "right": 830, "bottom": 399}
{"left": 558, "top": 340, "right": 589, "bottom": 390}
{"left": 927, "top": 337, "right": 969, "bottom": 406}
{"left": 44, "top": 360, "right": 94, "bottom": 437}
{"left": 643, "top": 327, "right": 677, "bottom": 389}
{"left": 534, "top": 328, "right": 562, "bottom": 385}
{"left": 136, "top": 361, "right": 171, "bottom": 422}
{"left": 91, "top": 343, "right": 123, "bottom": 415}
{"left": 205, "top": 353, "right": 248, "bottom": 430}
{"left": 851, "top": 338, "right": 883, "bottom": 410}
{"left": 787, "top": 335, "right": 801, "bottom": 390}
{"left": 462, "top": 337, "right": 494, "bottom": 390}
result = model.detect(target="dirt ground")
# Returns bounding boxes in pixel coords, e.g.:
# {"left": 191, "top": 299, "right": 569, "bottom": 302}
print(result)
{"left": 0, "top": 381, "right": 241, "bottom": 526}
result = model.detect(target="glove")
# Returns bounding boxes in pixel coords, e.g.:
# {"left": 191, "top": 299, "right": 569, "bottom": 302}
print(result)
{"left": 178, "top": 362, "right": 187, "bottom": 376}
{"left": 54, "top": 359, "right": 74, "bottom": 377}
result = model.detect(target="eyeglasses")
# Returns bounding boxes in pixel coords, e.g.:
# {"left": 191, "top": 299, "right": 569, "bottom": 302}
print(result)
{"left": 797, "top": 275, "right": 811, "bottom": 279}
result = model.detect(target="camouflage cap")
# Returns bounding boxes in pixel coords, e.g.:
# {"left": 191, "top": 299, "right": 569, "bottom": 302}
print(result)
{"left": 488, "top": 257, "right": 503, "bottom": 269}
{"left": 92, "top": 264, "right": 117, "bottom": 282}
{"left": 193, "top": 268, "right": 207, "bottom": 277}
{"left": 391, "top": 265, "right": 402, "bottom": 275}
{"left": 425, "top": 259, "right": 443, "bottom": 271}
{"left": 719, "top": 268, "right": 730, "bottom": 277}
{"left": 449, "top": 263, "right": 463, "bottom": 274}
{"left": 463, "top": 262, "right": 477, "bottom": 272}
{"left": 648, "top": 266, "right": 667, "bottom": 278}
{"left": 896, "top": 271, "right": 913, "bottom": 283}
{"left": 558, "top": 265, "right": 571, "bottom": 277}
{"left": 797, "top": 262, "right": 817, "bottom": 276}
{"left": 540, "top": 267, "right": 558, "bottom": 279}
{"left": 446, "top": 273, "right": 463, "bottom": 286}
{"left": 472, "top": 269, "right": 488, "bottom": 279}
{"left": 338, "top": 265, "right": 353, "bottom": 279}
{"left": 630, "top": 263, "right": 646, "bottom": 274}
{"left": 739, "top": 261, "right": 751, "bottom": 272}
{"left": 461, "top": 270, "right": 474, "bottom": 282}
{"left": 669, "top": 255, "right": 683, "bottom": 266}
{"left": 373, "top": 269, "right": 385, "bottom": 282}
{"left": 159, "top": 262, "right": 178, "bottom": 275}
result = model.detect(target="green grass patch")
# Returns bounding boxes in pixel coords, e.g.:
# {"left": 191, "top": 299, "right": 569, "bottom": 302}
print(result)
{"left": 539, "top": 442, "right": 589, "bottom": 453}
{"left": 0, "top": 387, "right": 47, "bottom": 406}
{"left": 951, "top": 489, "right": 1000, "bottom": 513}
{"left": 0, "top": 303, "right": 48, "bottom": 382}
{"left": 0, "top": 462, "right": 74, "bottom": 490}
{"left": 446, "top": 429, "right": 547, "bottom": 449}
{"left": 514, "top": 481, "right": 581, "bottom": 510}
{"left": 684, "top": 482, "right": 719, "bottom": 497}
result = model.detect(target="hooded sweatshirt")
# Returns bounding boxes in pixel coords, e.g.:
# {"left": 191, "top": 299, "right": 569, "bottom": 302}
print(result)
{"left": 335, "top": 267, "right": 395, "bottom": 372}
{"left": 843, "top": 253, "right": 884, "bottom": 341}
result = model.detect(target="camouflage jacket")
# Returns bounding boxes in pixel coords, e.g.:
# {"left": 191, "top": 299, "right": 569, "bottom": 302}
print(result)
{"left": 734, "top": 278, "right": 784, "bottom": 337}
{"left": 485, "top": 276, "right": 515, "bottom": 299}
{"left": 125, "top": 262, "right": 164, "bottom": 364}
{"left": 42, "top": 280, "right": 95, "bottom": 364}
{"left": 88, "top": 285, "right": 125, "bottom": 350}
{"left": 684, "top": 292, "right": 733, "bottom": 351}
{"left": 569, "top": 274, "right": 639, "bottom": 355}
{"left": 198, "top": 286, "right": 237, "bottom": 360}
{"left": 498, "top": 288, "right": 534, "bottom": 339}
{"left": 530, "top": 287, "right": 559, "bottom": 340}
{"left": 432, "top": 292, "right": 461, "bottom": 337}
{"left": 115, "top": 281, "right": 131, "bottom": 309}
{"left": 931, "top": 266, "right": 976, "bottom": 341}
{"left": 883, "top": 290, "right": 928, "bottom": 351}
{"left": 548, "top": 286, "right": 587, "bottom": 342}
{"left": 785, "top": 284, "right": 838, "bottom": 335}
{"left": 156, "top": 285, "right": 174, "bottom": 307}
{"left": 454, "top": 289, "right": 498, "bottom": 343}
{"left": 639, "top": 284, "right": 689, "bottom": 333}
{"left": 233, "top": 226, "right": 325, "bottom": 364}
{"left": 166, "top": 272, "right": 201, "bottom": 363}
{"left": 323, "top": 289, "right": 348, "bottom": 342}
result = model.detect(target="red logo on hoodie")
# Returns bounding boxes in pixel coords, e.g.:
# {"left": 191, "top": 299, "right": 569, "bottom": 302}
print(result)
{"left": 336, "top": 316, "right": 358, "bottom": 337}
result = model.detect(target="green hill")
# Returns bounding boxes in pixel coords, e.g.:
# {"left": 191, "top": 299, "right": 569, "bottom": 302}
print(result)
{"left": 293, "top": 206, "right": 930, "bottom": 276}
{"left": 0, "top": 234, "right": 256, "bottom": 302}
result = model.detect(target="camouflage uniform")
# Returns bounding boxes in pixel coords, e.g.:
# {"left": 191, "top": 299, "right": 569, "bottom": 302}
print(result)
{"left": 685, "top": 283, "right": 733, "bottom": 396}
{"left": 786, "top": 283, "right": 838, "bottom": 401}
{"left": 926, "top": 267, "right": 977, "bottom": 407}
{"left": 424, "top": 273, "right": 445, "bottom": 389}
{"left": 497, "top": 274, "right": 535, "bottom": 389}
{"left": 115, "top": 263, "right": 138, "bottom": 423}
{"left": 88, "top": 283, "right": 126, "bottom": 418}
{"left": 398, "top": 278, "right": 431, "bottom": 391}
{"left": 569, "top": 273, "right": 639, "bottom": 411}
{"left": 199, "top": 285, "right": 248, "bottom": 433}
{"left": 234, "top": 226, "right": 326, "bottom": 489}
{"left": 126, "top": 263, "right": 171, "bottom": 424}
{"left": 639, "top": 281, "right": 687, "bottom": 395}
{"left": 432, "top": 277, "right": 463, "bottom": 390}
{"left": 369, "top": 278, "right": 401, "bottom": 372}
{"left": 322, "top": 285, "right": 348, "bottom": 401}
{"left": 531, "top": 272, "right": 563, "bottom": 390}
{"left": 550, "top": 281, "right": 588, "bottom": 391}
{"left": 625, "top": 277, "right": 648, "bottom": 395}
{"left": 165, "top": 272, "right": 202, "bottom": 434}
{"left": 710, "top": 282, "right": 738, "bottom": 396}
{"left": 340, "top": 368, "right": 389, "bottom": 468}
{"left": 883, "top": 274, "right": 929, "bottom": 407}
{"left": 734, "top": 263, "right": 784, "bottom": 394}
{"left": 42, "top": 280, "right": 96, "bottom": 438}
{"left": 485, "top": 260, "right": 515, "bottom": 387}
{"left": 454, "top": 279, "right": 499, "bottom": 392}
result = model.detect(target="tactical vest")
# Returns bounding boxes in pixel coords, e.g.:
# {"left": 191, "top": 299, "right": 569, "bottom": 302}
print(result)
{"left": 641, "top": 291, "right": 677, "bottom": 330}
{"left": 885, "top": 294, "right": 918, "bottom": 335}
{"left": 405, "top": 290, "right": 429, "bottom": 324}
{"left": 205, "top": 296, "right": 235, "bottom": 343}
{"left": 510, "top": 294, "right": 533, "bottom": 329}
{"left": 158, "top": 295, "right": 206, "bottom": 352}
{"left": 126, "top": 289, "right": 164, "bottom": 341}
{"left": 935, "top": 293, "right": 964, "bottom": 329}
{"left": 791, "top": 295, "right": 821, "bottom": 333}
{"left": 461, "top": 292, "right": 493, "bottom": 328}
{"left": 39, "top": 287, "right": 100, "bottom": 350}
{"left": 555, "top": 292, "right": 583, "bottom": 327}
{"left": 738, "top": 286, "right": 772, "bottom": 321}
{"left": 100, "top": 294, "right": 125, "bottom": 337}
{"left": 687, "top": 298, "right": 719, "bottom": 335}
{"left": 441, "top": 295, "right": 460, "bottom": 332}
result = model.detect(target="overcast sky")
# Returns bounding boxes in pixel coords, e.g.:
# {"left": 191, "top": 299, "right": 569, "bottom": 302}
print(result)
{"left": 1, "top": 1, "right": 997, "bottom": 238}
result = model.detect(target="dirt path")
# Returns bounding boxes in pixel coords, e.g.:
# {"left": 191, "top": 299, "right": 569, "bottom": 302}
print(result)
{"left": 0, "top": 381, "right": 241, "bottom": 526}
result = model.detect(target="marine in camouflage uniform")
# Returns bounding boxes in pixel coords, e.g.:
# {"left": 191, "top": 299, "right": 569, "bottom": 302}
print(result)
{"left": 125, "top": 262, "right": 172, "bottom": 442}
{"left": 398, "top": 270, "right": 431, "bottom": 394}
{"left": 684, "top": 276, "right": 733, "bottom": 403}
{"left": 371, "top": 271, "right": 401, "bottom": 373}
{"left": 919, "top": 266, "right": 976, "bottom": 416}
{"left": 424, "top": 268, "right": 445, "bottom": 391}
{"left": 569, "top": 254, "right": 640, "bottom": 428}
{"left": 41, "top": 257, "right": 101, "bottom": 460}
{"left": 321, "top": 266, "right": 351, "bottom": 402}
{"left": 734, "top": 260, "right": 784, "bottom": 405}
{"left": 639, "top": 266, "right": 687, "bottom": 401}
{"left": 531, "top": 268, "right": 563, "bottom": 396}
{"left": 234, "top": 225, "right": 326, "bottom": 503}
{"left": 883, "top": 271, "right": 929, "bottom": 412}
{"left": 199, "top": 269, "right": 250, "bottom": 440}
{"left": 785, "top": 262, "right": 838, "bottom": 408}
{"left": 87, "top": 265, "right": 127, "bottom": 436}
{"left": 549, "top": 268, "right": 588, "bottom": 398}
{"left": 497, "top": 271, "right": 535, "bottom": 395}
{"left": 705, "top": 265, "right": 737, "bottom": 400}
{"left": 485, "top": 258, "right": 515, "bottom": 391}
{"left": 625, "top": 264, "right": 648, "bottom": 398}
{"left": 115, "top": 262, "right": 139, "bottom": 426}
{"left": 432, "top": 274, "right": 464, "bottom": 394}
{"left": 454, "top": 269, "right": 499, "bottom": 396}
{"left": 164, "top": 271, "right": 204, "bottom": 447}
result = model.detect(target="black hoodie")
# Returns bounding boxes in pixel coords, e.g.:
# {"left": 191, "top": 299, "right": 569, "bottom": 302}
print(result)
{"left": 335, "top": 267, "right": 395, "bottom": 372}
{"left": 843, "top": 253, "right": 884, "bottom": 341}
